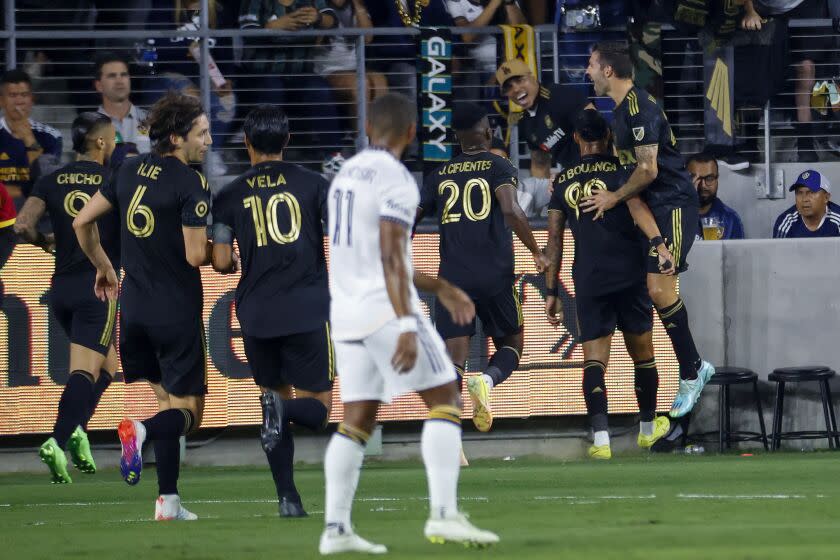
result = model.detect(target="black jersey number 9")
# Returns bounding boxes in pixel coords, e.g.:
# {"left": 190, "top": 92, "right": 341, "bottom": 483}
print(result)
{"left": 438, "top": 178, "right": 491, "bottom": 224}
{"left": 243, "top": 193, "right": 302, "bottom": 247}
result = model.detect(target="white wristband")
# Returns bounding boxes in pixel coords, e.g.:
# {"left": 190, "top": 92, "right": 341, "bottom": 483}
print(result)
{"left": 397, "top": 316, "right": 418, "bottom": 333}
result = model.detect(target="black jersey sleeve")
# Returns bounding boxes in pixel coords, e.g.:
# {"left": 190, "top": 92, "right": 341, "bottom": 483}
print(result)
{"left": 211, "top": 181, "right": 234, "bottom": 229}
{"left": 317, "top": 174, "right": 329, "bottom": 225}
{"left": 99, "top": 174, "right": 118, "bottom": 208}
{"left": 418, "top": 174, "right": 437, "bottom": 218}
{"left": 179, "top": 170, "right": 211, "bottom": 227}
{"left": 627, "top": 104, "right": 664, "bottom": 149}
{"left": 490, "top": 157, "right": 518, "bottom": 191}
{"left": 29, "top": 173, "right": 49, "bottom": 200}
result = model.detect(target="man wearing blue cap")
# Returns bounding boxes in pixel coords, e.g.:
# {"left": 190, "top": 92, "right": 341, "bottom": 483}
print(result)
{"left": 773, "top": 170, "right": 840, "bottom": 238}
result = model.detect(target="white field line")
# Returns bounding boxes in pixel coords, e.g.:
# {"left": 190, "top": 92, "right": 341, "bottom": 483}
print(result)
{"left": 535, "top": 495, "right": 657, "bottom": 500}
{"left": 677, "top": 494, "right": 807, "bottom": 500}
{"left": 17, "top": 496, "right": 489, "bottom": 509}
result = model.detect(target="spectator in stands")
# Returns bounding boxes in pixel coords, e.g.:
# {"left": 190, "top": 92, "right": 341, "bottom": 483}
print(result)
{"left": 313, "top": 0, "right": 388, "bottom": 123}
{"left": 94, "top": 52, "right": 150, "bottom": 154}
{"left": 0, "top": 181, "right": 15, "bottom": 308}
{"left": 446, "top": 0, "right": 526, "bottom": 76}
{"left": 687, "top": 152, "right": 745, "bottom": 240}
{"left": 0, "top": 69, "right": 62, "bottom": 207}
{"left": 773, "top": 170, "right": 840, "bottom": 238}
{"left": 239, "top": 0, "right": 344, "bottom": 172}
{"left": 489, "top": 137, "right": 551, "bottom": 217}
{"left": 496, "top": 59, "right": 592, "bottom": 179}
{"left": 155, "top": 0, "right": 237, "bottom": 175}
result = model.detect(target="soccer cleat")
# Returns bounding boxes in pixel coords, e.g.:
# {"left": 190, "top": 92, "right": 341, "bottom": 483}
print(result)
{"left": 467, "top": 376, "right": 493, "bottom": 432}
{"left": 259, "top": 390, "right": 284, "bottom": 453}
{"left": 587, "top": 444, "right": 612, "bottom": 460}
{"left": 670, "top": 361, "right": 716, "bottom": 418}
{"left": 638, "top": 416, "right": 671, "bottom": 449}
{"left": 39, "top": 438, "right": 72, "bottom": 484}
{"left": 279, "top": 495, "right": 308, "bottom": 518}
{"left": 118, "top": 419, "right": 145, "bottom": 485}
{"left": 67, "top": 426, "right": 96, "bottom": 474}
{"left": 319, "top": 524, "right": 387, "bottom": 555}
{"left": 424, "top": 512, "right": 500, "bottom": 547}
{"left": 154, "top": 494, "right": 198, "bottom": 521}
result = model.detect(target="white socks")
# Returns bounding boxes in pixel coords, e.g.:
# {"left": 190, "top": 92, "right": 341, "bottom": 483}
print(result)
{"left": 421, "top": 420, "right": 461, "bottom": 520}
{"left": 481, "top": 374, "right": 495, "bottom": 390}
{"left": 640, "top": 421, "right": 654, "bottom": 437}
{"left": 324, "top": 433, "right": 365, "bottom": 529}
{"left": 593, "top": 430, "right": 610, "bottom": 447}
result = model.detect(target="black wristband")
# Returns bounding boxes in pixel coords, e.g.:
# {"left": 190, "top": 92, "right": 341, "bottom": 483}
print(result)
{"left": 546, "top": 285, "right": 558, "bottom": 297}
{"left": 649, "top": 236, "right": 664, "bottom": 248}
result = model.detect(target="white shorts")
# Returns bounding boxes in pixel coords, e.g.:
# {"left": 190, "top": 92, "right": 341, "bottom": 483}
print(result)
{"left": 335, "top": 315, "right": 455, "bottom": 404}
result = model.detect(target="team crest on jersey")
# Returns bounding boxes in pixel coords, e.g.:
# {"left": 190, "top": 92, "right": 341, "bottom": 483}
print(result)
{"left": 633, "top": 127, "right": 645, "bottom": 141}
{"left": 544, "top": 115, "right": 553, "bottom": 129}
{"left": 195, "top": 200, "right": 208, "bottom": 218}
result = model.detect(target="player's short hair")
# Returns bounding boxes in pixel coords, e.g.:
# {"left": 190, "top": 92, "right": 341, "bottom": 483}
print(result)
{"left": 0, "top": 69, "right": 32, "bottom": 90}
{"left": 144, "top": 92, "right": 205, "bottom": 155}
{"left": 71, "top": 112, "right": 112, "bottom": 154}
{"left": 686, "top": 151, "right": 719, "bottom": 172}
{"left": 452, "top": 101, "right": 487, "bottom": 131}
{"left": 94, "top": 51, "right": 130, "bottom": 80}
{"left": 574, "top": 109, "right": 609, "bottom": 142}
{"left": 243, "top": 105, "right": 290, "bottom": 155}
{"left": 368, "top": 93, "right": 416, "bottom": 140}
{"left": 592, "top": 41, "right": 633, "bottom": 79}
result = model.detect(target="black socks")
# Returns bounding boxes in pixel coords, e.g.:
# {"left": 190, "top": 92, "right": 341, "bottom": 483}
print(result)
{"left": 154, "top": 439, "right": 181, "bottom": 495}
{"left": 583, "top": 360, "right": 608, "bottom": 432}
{"left": 52, "top": 370, "right": 94, "bottom": 448}
{"left": 634, "top": 359, "right": 659, "bottom": 422}
{"left": 83, "top": 369, "right": 113, "bottom": 430}
{"left": 284, "top": 398, "right": 328, "bottom": 431}
{"left": 485, "top": 346, "right": 520, "bottom": 387}
{"left": 657, "top": 299, "right": 701, "bottom": 381}
{"left": 142, "top": 408, "right": 194, "bottom": 440}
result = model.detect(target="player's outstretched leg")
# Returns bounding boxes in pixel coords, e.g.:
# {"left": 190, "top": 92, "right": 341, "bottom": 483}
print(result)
{"left": 419, "top": 383, "right": 499, "bottom": 547}
{"left": 262, "top": 388, "right": 330, "bottom": 518}
{"left": 321, "top": 413, "right": 387, "bottom": 555}
{"left": 622, "top": 331, "right": 670, "bottom": 449}
{"left": 39, "top": 370, "right": 97, "bottom": 483}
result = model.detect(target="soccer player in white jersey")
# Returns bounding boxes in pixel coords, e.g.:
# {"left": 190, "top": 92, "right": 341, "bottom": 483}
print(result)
{"left": 320, "top": 92, "right": 500, "bottom": 555}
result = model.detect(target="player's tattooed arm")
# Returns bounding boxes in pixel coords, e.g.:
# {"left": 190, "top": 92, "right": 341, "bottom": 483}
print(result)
{"left": 414, "top": 272, "right": 475, "bottom": 327}
{"left": 496, "top": 184, "right": 549, "bottom": 272}
{"left": 625, "top": 196, "right": 675, "bottom": 275}
{"left": 581, "top": 144, "right": 659, "bottom": 220}
{"left": 13, "top": 196, "right": 53, "bottom": 252}
{"left": 73, "top": 192, "right": 118, "bottom": 301}
{"left": 530, "top": 149, "right": 552, "bottom": 179}
{"left": 544, "top": 209, "right": 565, "bottom": 326}
{"left": 380, "top": 219, "right": 417, "bottom": 373}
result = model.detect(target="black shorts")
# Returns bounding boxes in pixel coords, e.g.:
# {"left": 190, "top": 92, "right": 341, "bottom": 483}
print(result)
{"left": 50, "top": 273, "right": 117, "bottom": 355}
{"left": 787, "top": 0, "right": 834, "bottom": 63}
{"left": 120, "top": 315, "right": 207, "bottom": 397}
{"left": 576, "top": 282, "right": 653, "bottom": 343}
{"left": 648, "top": 205, "right": 698, "bottom": 275}
{"left": 435, "top": 283, "right": 523, "bottom": 340}
{"left": 242, "top": 323, "right": 335, "bottom": 393}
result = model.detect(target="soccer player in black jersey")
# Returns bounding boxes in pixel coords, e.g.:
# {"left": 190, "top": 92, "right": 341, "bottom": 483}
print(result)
{"left": 15, "top": 112, "right": 118, "bottom": 483}
{"left": 582, "top": 42, "right": 715, "bottom": 419}
{"left": 73, "top": 93, "right": 212, "bottom": 520}
{"left": 417, "top": 102, "right": 549, "bottom": 434}
{"left": 545, "top": 109, "right": 674, "bottom": 459}
{"left": 211, "top": 106, "right": 333, "bottom": 518}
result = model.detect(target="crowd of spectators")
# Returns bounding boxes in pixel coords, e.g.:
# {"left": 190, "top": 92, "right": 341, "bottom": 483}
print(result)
{"left": 0, "top": 0, "right": 836, "bottom": 242}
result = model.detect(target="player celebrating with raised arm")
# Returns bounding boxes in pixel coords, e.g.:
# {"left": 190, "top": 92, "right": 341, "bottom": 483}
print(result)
{"left": 545, "top": 109, "right": 674, "bottom": 459}
{"left": 16, "top": 112, "right": 119, "bottom": 483}
{"left": 582, "top": 42, "right": 714, "bottom": 417}
{"left": 320, "top": 93, "right": 498, "bottom": 555}
{"left": 73, "top": 92, "right": 212, "bottom": 521}
{"left": 211, "top": 105, "right": 333, "bottom": 518}
{"left": 416, "top": 102, "right": 549, "bottom": 433}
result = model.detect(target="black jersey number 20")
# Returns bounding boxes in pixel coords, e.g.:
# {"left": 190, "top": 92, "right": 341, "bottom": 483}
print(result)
{"left": 438, "top": 178, "right": 491, "bottom": 224}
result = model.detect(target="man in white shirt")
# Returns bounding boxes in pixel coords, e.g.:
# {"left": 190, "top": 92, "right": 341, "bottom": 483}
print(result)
{"left": 94, "top": 52, "right": 150, "bottom": 154}
{"left": 320, "top": 92, "right": 499, "bottom": 555}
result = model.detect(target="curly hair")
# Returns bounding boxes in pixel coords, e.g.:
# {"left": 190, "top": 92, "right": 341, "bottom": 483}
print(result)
{"left": 143, "top": 92, "right": 205, "bottom": 155}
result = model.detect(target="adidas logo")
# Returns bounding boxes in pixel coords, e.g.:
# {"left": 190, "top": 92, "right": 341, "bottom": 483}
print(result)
{"left": 591, "top": 387, "right": 604, "bottom": 393}
{"left": 0, "top": 152, "right": 9, "bottom": 160}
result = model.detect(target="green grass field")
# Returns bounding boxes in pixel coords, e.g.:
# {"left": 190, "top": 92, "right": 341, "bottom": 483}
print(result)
{"left": 3, "top": 453, "right": 840, "bottom": 559}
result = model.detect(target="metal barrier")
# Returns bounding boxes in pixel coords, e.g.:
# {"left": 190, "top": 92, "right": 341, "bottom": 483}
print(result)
{"left": 0, "top": 2, "right": 837, "bottom": 190}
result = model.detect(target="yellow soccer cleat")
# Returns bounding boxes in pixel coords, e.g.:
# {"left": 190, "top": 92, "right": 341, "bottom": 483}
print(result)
{"left": 638, "top": 416, "right": 671, "bottom": 449}
{"left": 588, "top": 444, "right": 612, "bottom": 460}
{"left": 467, "top": 376, "right": 493, "bottom": 432}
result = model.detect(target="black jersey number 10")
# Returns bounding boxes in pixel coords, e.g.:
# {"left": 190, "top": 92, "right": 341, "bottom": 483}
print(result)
{"left": 243, "top": 193, "right": 302, "bottom": 247}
